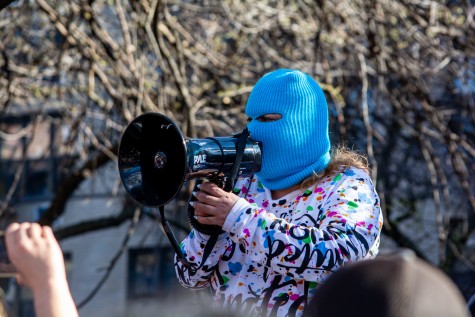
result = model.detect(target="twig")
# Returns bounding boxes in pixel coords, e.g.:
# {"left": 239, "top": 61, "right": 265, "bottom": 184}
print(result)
{"left": 76, "top": 206, "right": 141, "bottom": 309}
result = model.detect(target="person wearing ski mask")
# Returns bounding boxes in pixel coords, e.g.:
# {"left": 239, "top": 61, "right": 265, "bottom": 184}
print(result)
{"left": 175, "top": 69, "right": 383, "bottom": 317}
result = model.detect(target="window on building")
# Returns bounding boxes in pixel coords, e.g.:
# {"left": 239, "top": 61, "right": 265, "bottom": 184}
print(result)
{"left": 127, "top": 246, "right": 177, "bottom": 298}
{"left": 0, "top": 111, "right": 66, "bottom": 202}
{"left": 0, "top": 158, "right": 62, "bottom": 201}
{"left": 0, "top": 159, "right": 19, "bottom": 197}
{"left": 24, "top": 159, "right": 50, "bottom": 198}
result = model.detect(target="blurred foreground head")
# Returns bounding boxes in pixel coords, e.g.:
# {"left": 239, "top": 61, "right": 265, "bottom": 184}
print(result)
{"left": 304, "top": 250, "right": 470, "bottom": 317}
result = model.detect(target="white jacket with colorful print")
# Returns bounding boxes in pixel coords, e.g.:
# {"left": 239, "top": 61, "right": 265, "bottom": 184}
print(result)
{"left": 175, "top": 166, "right": 383, "bottom": 317}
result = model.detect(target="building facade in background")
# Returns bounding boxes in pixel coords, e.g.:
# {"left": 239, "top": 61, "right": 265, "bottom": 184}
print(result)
{"left": 0, "top": 112, "right": 197, "bottom": 317}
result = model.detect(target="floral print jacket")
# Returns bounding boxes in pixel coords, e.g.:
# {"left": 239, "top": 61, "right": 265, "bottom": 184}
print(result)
{"left": 175, "top": 166, "right": 383, "bottom": 317}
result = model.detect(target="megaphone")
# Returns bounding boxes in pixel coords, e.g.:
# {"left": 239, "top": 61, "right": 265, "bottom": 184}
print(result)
{"left": 118, "top": 112, "right": 261, "bottom": 268}
{"left": 118, "top": 112, "right": 261, "bottom": 208}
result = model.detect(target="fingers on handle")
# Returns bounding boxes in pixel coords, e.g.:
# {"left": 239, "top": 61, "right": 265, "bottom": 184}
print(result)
{"left": 200, "top": 182, "right": 221, "bottom": 195}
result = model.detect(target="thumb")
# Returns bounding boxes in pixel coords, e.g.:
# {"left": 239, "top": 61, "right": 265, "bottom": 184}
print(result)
{"left": 15, "top": 274, "right": 26, "bottom": 287}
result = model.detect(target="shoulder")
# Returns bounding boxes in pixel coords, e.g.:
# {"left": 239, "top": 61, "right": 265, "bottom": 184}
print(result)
{"left": 325, "top": 165, "right": 371, "bottom": 179}
{"left": 336, "top": 167, "right": 379, "bottom": 203}
{"left": 319, "top": 166, "right": 375, "bottom": 193}
{"left": 320, "top": 167, "right": 380, "bottom": 212}
{"left": 340, "top": 166, "right": 373, "bottom": 180}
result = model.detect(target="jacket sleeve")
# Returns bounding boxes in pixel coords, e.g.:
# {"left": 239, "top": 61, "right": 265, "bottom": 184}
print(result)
{"left": 174, "top": 229, "right": 231, "bottom": 289}
{"left": 221, "top": 168, "right": 383, "bottom": 282}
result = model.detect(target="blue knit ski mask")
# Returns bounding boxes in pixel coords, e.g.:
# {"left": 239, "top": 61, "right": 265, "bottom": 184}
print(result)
{"left": 245, "top": 69, "right": 331, "bottom": 190}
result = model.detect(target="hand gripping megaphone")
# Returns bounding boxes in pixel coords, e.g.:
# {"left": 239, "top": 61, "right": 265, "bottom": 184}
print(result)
{"left": 118, "top": 112, "right": 261, "bottom": 268}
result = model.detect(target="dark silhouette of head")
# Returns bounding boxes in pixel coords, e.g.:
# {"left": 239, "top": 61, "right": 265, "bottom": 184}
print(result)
{"left": 304, "top": 250, "right": 470, "bottom": 317}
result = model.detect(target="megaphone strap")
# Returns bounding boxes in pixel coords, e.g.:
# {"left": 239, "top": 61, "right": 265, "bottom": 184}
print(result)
{"left": 224, "top": 127, "right": 251, "bottom": 192}
{"left": 158, "top": 203, "right": 221, "bottom": 274}
{"left": 158, "top": 205, "right": 193, "bottom": 269}
{"left": 204, "top": 136, "right": 225, "bottom": 172}
{"left": 190, "top": 231, "right": 220, "bottom": 275}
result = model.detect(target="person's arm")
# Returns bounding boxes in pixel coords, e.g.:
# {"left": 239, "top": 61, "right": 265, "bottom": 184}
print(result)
{"left": 5, "top": 222, "right": 79, "bottom": 317}
{"left": 195, "top": 167, "right": 383, "bottom": 282}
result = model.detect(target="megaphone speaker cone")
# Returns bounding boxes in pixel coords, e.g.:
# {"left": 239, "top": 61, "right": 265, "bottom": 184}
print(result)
{"left": 118, "top": 113, "right": 187, "bottom": 207}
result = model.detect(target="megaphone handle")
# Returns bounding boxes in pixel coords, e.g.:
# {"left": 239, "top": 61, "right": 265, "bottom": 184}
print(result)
{"left": 158, "top": 205, "right": 194, "bottom": 270}
{"left": 188, "top": 180, "right": 224, "bottom": 235}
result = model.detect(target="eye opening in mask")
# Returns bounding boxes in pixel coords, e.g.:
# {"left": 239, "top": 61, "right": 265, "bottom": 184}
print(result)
{"left": 255, "top": 113, "right": 282, "bottom": 122}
